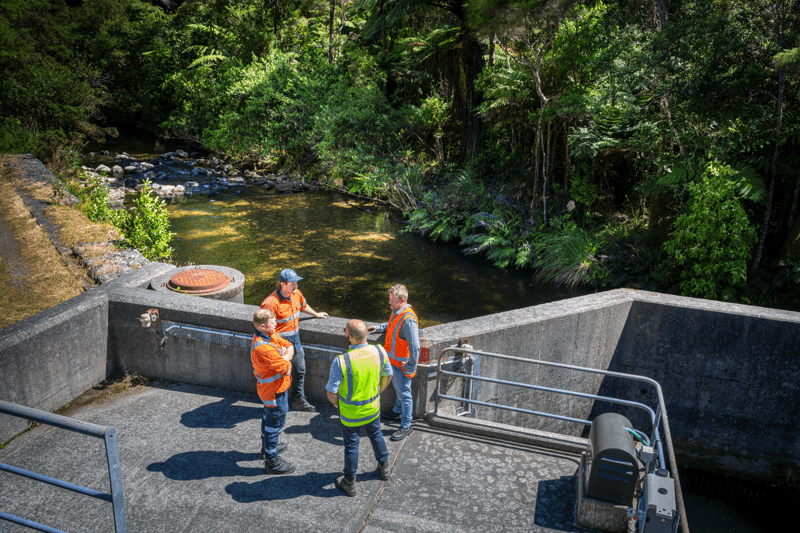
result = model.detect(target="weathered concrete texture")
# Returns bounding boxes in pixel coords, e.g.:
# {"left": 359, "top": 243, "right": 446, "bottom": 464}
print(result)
{"left": 0, "top": 384, "right": 580, "bottom": 533}
{"left": 365, "top": 425, "right": 583, "bottom": 533}
{"left": 0, "top": 291, "right": 109, "bottom": 441}
{"left": 427, "top": 412, "right": 587, "bottom": 455}
{"left": 0, "top": 262, "right": 174, "bottom": 443}
{"left": 418, "top": 292, "right": 634, "bottom": 435}
{"left": 602, "top": 293, "right": 800, "bottom": 482}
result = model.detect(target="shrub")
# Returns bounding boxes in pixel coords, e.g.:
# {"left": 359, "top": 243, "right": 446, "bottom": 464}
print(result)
{"left": 663, "top": 162, "right": 757, "bottom": 300}
{"left": 123, "top": 180, "right": 174, "bottom": 261}
{"left": 534, "top": 218, "right": 606, "bottom": 287}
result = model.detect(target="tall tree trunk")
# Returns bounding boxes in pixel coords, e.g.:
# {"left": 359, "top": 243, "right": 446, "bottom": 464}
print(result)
{"left": 564, "top": 120, "right": 570, "bottom": 188}
{"left": 533, "top": 52, "right": 550, "bottom": 223}
{"left": 753, "top": 67, "right": 786, "bottom": 271}
{"left": 458, "top": 33, "right": 486, "bottom": 163}
{"left": 328, "top": 0, "right": 336, "bottom": 64}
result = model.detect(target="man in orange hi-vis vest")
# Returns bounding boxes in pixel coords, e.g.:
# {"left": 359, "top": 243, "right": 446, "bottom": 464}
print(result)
{"left": 261, "top": 268, "right": 328, "bottom": 412}
{"left": 368, "top": 284, "right": 419, "bottom": 442}
{"left": 251, "top": 308, "right": 296, "bottom": 475}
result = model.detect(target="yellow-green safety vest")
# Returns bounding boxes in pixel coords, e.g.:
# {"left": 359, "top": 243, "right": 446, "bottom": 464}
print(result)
{"left": 337, "top": 344, "right": 387, "bottom": 426}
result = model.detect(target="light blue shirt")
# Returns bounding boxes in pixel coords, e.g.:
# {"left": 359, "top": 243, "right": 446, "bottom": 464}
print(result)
{"left": 326, "top": 343, "right": 393, "bottom": 394}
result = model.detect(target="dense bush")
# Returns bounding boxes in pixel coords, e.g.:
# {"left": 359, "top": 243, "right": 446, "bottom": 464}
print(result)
{"left": 663, "top": 163, "right": 758, "bottom": 300}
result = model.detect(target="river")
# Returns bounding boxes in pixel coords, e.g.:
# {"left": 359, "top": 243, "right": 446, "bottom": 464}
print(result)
{"left": 167, "top": 189, "right": 587, "bottom": 327}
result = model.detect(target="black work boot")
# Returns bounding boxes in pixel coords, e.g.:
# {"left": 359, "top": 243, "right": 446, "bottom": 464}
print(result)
{"left": 264, "top": 456, "right": 296, "bottom": 475}
{"left": 291, "top": 396, "right": 317, "bottom": 412}
{"left": 261, "top": 441, "right": 288, "bottom": 460}
{"left": 378, "top": 460, "right": 391, "bottom": 481}
{"left": 336, "top": 475, "right": 357, "bottom": 496}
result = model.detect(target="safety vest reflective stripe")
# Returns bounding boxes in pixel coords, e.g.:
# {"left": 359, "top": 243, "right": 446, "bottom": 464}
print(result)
{"left": 255, "top": 372, "right": 282, "bottom": 385}
{"left": 262, "top": 398, "right": 276, "bottom": 407}
{"left": 339, "top": 411, "right": 380, "bottom": 424}
{"left": 276, "top": 311, "right": 301, "bottom": 323}
{"left": 278, "top": 327, "right": 299, "bottom": 337}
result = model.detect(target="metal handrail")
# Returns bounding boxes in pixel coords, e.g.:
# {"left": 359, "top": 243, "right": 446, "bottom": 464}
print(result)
{"left": 0, "top": 401, "right": 126, "bottom": 533}
{"left": 433, "top": 346, "right": 688, "bottom": 533}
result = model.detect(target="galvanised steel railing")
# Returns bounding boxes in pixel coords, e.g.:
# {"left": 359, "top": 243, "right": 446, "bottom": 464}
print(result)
{"left": 433, "top": 345, "right": 688, "bottom": 533}
{"left": 0, "top": 401, "right": 126, "bottom": 533}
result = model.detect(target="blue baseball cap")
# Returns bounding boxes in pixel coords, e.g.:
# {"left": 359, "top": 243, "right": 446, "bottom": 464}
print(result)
{"left": 278, "top": 268, "right": 302, "bottom": 282}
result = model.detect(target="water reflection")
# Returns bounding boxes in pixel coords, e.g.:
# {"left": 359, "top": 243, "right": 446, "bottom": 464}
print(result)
{"left": 169, "top": 189, "right": 589, "bottom": 326}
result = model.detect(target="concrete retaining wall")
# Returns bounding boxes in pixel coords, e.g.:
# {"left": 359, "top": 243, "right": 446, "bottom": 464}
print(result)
{"left": 3, "top": 265, "right": 799, "bottom": 484}
{"left": 0, "top": 262, "right": 172, "bottom": 442}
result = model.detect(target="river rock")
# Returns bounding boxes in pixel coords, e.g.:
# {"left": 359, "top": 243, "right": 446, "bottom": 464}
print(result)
{"left": 108, "top": 189, "right": 125, "bottom": 201}
{"left": 96, "top": 164, "right": 111, "bottom": 173}
{"left": 123, "top": 165, "right": 138, "bottom": 174}
{"left": 174, "top": 185, "right": 186, "bottom": 194}
{"left": 124, "top": 177, "right": 138, "bottom": 188}
{"left": 54, "top": 188, "right": 80, "bottom": 207}
{"left": 112, "top": 165, "right": 124, "bottom": 174}
{"left": 176, "top": 149, "right": 188, "bottom": 158}
{"left": 143, "top": 171, "right": 156, "bottom": 180}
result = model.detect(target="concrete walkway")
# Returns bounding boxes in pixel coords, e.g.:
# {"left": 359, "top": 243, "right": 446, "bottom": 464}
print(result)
{"left": 1, "top": 383, "right": 583, "bottom": 533}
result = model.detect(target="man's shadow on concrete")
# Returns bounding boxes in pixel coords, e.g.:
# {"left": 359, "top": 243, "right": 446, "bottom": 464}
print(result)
{"left": 226, "top": 471, "right": 343, "bottom": 502}
{"left": 147, "top": 450, "right": 264, "bottom": 480}
{"left": 284, "top": 405, "right": 342, "bottom": 446}
{"left": 179, "top": 397, "right": 261, "bottom": 429}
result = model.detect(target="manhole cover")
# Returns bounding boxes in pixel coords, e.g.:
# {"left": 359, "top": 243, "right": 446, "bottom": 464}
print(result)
{"left": 168, "top": 268, "right": 231, "bottom": 294}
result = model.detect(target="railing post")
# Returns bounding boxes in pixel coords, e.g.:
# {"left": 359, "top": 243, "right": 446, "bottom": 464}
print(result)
{"left": 104, "top": 428, "right": 127, "bottom": 533}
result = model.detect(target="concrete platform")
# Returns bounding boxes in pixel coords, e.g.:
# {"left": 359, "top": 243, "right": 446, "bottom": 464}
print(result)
{"left": 1, "top": 383, "right": 584, "bottom": 533}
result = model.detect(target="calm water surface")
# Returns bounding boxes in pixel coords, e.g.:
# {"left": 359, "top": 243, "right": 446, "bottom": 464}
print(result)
{"left": 168, "top": 189, "right": 588, "bottom": 326}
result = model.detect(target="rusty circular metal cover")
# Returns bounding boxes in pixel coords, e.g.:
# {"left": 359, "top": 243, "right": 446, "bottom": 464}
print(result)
{"left": 168, "top": 268, "right": 231, "bottom": 294}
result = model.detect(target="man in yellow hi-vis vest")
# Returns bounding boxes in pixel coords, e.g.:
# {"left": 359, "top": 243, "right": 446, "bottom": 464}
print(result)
{"left": 326, "top": 319, "right": 393, "bottom": 496}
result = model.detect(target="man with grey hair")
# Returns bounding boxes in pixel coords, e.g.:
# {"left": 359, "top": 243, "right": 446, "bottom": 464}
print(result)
{"left": 327, "top": 319, "right": 393, "bottom": 496}
{"left": 368, "top": 284, "right": 419, "bottom": 441}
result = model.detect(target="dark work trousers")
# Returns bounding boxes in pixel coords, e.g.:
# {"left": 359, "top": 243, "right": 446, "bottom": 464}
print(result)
{"left": 282, "top": 332, "right": 306, "bottom": 399}
{"left": 262, "top": 390, "right": 288, "bottom": 460}
{"left": 340, "top": 416, "right": 389, "bottom": 478}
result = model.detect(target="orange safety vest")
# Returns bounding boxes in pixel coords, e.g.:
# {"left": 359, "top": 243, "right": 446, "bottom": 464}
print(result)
{"left": 384, "top": 306, "right": 418, "bottom": 378}
{"left": 251, "top": 332, "right": 291, "bottom": 407}
{"left": 260, "top": 289, "right": 307, "bottom": 337}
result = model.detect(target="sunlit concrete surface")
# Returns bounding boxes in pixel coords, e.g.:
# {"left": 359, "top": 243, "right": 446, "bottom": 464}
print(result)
{"left": 0, "top": 383, "right": 582, "bottom": 533}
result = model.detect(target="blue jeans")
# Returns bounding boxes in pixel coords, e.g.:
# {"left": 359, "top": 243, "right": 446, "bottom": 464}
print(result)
{"left": 261, "top": 391, "right": 288, "bottom": 460}
{"left": 391, "top": 366, "right": 413, "bottom": 429}
{"left": 340, "top": 416, "right": 388, "bottom": 478}
{"left": 282, "top": 332, "right": 306, "bottom": 399}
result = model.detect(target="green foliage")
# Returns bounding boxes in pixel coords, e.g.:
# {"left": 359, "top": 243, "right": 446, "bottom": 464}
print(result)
{"left": 534, "top": 217, "right": 606, "bottom": 287}
{"left": 65, "top": 175, "right": 173, "bottom": 261}
{"left": 77, "top": 174, "right": 129, "bottom": 228}
{"left": 123, "top": 180, "right": 175, "bottom": 261}
{"left": 663, "top": 162, "right": 758, "bottom": 300}
{"left": 569, "top": 163, "right": 601, "bottom": 209}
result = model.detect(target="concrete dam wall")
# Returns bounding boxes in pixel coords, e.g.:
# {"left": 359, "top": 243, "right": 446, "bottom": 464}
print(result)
{"left": 2, "top": 263, "right": 798, "bottom": 485}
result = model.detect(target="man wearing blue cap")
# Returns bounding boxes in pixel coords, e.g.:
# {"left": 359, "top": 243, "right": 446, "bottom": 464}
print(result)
{"left": 261, "top": 268, "right": 328, "bottom": 411}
